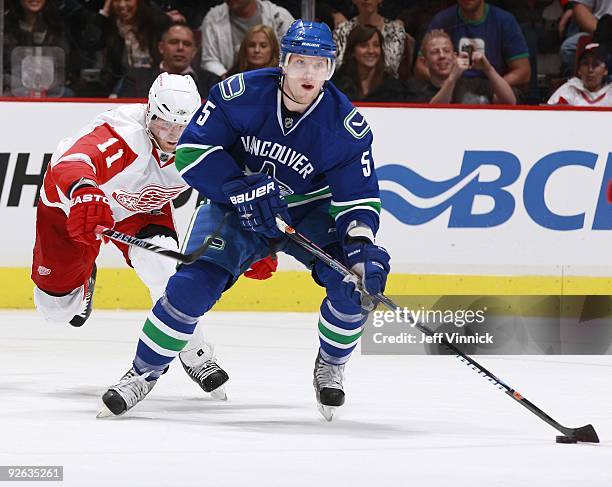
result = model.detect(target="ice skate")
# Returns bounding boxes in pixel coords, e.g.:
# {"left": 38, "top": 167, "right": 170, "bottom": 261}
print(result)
{"left": 179, "top": 342, "right": 229, "bottom": 400}
{"left": 313, "top": 351, "right": 345, "bottom": 421}
{"left": 97, "top": 367, "right": 157, "bottom": 418}
{"left": 69, "top": 264, "right": 96, "bottom": 327}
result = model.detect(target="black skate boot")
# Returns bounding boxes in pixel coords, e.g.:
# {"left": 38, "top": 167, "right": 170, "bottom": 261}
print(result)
{"left": 179, "top": 342, "right": 229, "bottom": 400}
{"left": 69, "top": 264, "right": 96, "bottom": 327}
{"left": 313, "top": 351, "right": 346, "bottom": 421}
{"left": 97, "top": 367, "right": 158, "bottom": 418}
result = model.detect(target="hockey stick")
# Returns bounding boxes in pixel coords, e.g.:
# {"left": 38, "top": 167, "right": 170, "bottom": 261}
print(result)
{"left": 275, "top": 216, "right": 600, "bottom": 443}
{"left": 95, "top": 211, "right": 229, "bottom": 265}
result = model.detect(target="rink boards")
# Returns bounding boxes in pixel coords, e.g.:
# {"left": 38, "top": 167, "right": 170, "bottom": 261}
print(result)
{"left": 0, "top": 100, "right": 611, "bottom": 310}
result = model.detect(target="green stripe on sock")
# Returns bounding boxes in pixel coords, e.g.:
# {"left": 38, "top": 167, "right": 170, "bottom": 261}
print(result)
{"left": 142, "top": 319, "right": 189, "bottom": 352}
{"left": 318, "top": 320, "right": 362, "bottom": 345}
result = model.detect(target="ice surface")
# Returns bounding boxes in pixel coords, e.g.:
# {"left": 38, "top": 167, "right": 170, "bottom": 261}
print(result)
{"left": 1, "top": 310, "right": 611, "bottom": 486}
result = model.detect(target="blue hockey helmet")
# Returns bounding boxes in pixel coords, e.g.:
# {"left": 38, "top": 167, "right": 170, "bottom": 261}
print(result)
{"left": 280, "top": 20, "right": 337, "bottom": 80}
{"left": 281, "top": 20, "right": 337, "bottom": 59}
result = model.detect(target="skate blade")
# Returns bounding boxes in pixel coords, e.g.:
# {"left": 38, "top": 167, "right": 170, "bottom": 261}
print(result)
{"left": 209, "top": 386, "right": 228, "bottom": 401}
{"left": 96, "top": 405, "right": 116, "bottom": 419}
{"left": 317, "top": 404, "right": 337, "bottom": 422}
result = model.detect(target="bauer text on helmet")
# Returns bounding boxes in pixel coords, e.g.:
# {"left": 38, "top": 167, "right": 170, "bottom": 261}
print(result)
{"left": 280, "top": 20, "right": 337, "bottom": 81}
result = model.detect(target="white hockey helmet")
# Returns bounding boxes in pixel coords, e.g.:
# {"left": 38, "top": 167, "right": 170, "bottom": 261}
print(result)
{"left": 145, "top": 72, "right": 201, "bottom": 128}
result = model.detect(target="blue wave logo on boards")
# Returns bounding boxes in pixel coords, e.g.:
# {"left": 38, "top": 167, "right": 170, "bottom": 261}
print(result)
{"left": 378, "top": 151, "right": 612, "bottom": 230}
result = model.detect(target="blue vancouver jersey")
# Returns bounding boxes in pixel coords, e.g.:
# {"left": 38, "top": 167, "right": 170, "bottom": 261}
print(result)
{"left": 175, "top": 67, "right": 381, "bottom": 239}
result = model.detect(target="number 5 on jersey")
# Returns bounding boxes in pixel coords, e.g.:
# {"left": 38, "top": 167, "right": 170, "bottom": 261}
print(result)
{"left": 361, "top": 150, "right": 371, "bottom": 177}
{"left": 196, "top": 100, "right": 216, "bottom": 126}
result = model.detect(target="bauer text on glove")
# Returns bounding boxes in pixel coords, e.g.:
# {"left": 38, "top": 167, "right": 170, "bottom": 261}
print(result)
{"left": 222, "top": 173, "right": 291, "bottom": 239}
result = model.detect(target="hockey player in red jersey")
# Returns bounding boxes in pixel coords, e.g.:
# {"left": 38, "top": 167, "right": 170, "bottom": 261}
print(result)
{"left": 32, "top": 73, "right": 202, "bottom": 327}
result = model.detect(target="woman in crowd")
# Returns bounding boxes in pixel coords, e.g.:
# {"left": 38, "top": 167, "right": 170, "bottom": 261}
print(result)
{"left": 548, "top": 43, "right": 612, "bottom": 106}
{"left": 332, "top": 24, "right": 405, "bottom": 102}
{"left": 3, "top": 0, "right": 74, "bottom": 96}
{"left": 333, "top": 0, "right": 413, "bottom": 78}
{"left": 224, "top": 24, "right": 280, "bottom": 78}
{"left": 83, "top": 0, "right": 169, "bottom": 95}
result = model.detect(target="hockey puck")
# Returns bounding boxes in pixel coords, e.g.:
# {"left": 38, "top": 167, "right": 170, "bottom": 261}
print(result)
{"left": 556, "top": 435, "right": 578, "bottom": 444}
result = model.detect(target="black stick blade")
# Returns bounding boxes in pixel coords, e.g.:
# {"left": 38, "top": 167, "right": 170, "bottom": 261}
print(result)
{"left": 571, "top": 424, "right": 599, "bottom": 443}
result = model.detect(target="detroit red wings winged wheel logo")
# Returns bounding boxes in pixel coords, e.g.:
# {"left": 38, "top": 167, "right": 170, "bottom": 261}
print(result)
{"left": 113, "top": 184, "right": 185, "bottom": 212}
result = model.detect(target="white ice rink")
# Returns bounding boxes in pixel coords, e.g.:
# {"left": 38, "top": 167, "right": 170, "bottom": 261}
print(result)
{"left": 1, "top": 310, "right": 611, "bottom": 486}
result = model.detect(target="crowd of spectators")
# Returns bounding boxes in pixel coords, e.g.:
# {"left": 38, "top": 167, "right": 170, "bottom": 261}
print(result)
{"left": 2, "top": 0, "right": 611, "bottom": 106}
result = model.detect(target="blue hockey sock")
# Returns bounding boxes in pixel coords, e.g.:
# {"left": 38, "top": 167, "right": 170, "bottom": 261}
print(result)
{"left": 317, "top": 298, "right": 367, "bottom": 365}
{"left": 132, "top": 261, "right": 230, "bottom": 380}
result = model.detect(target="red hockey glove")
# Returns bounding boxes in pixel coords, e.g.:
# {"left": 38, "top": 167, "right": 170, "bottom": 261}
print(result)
{"left": 244, "top": 255, "right": 278, "bottom": 280}
{"left": 67, "top": 186, "right": 114, "bottom": 247}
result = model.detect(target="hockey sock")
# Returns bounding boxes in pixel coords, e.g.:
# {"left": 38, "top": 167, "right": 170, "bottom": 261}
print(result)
{"left": 317, "top": 298, "right": 367, "bottom": 365}
{"left": 132, "top": 261, "right": 230, "bottom": 380}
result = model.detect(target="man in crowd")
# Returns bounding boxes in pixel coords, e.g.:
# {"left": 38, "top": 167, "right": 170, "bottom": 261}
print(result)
{"left": 415, "top": 0, "right": 531, "bottom": 91}
{"left": 200, "top": 0, "right": 294, "bottom": 77}
{"left": 117, "top": 22, "right": 219, "bottom": 98}
{"left": 560, "top": 1, "right": 612, "bottom": 74}
{"left": 406, "top": 29, "right": 517, "bottom": 104}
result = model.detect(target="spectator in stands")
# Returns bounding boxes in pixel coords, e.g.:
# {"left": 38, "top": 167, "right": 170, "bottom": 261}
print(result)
{"left": 274, "top": 0, "right": 352, "bottom": 23}
{"left": 316, "top": 2, "right": 348, "bottom": 31}
{"left": 559, "top": 0, "right": 612, "bottom": 76}
{"left": 549, "top": 42, "right": 612, "bottom": 104}
{"left": 415, "top": 0, "right": 531, "bottom": 90}
{"left": 83, "top": 0, "right": 170, "bottom": 95}
{"left": 224, "top": 24, "right": 280, "bottom": 78}
{"left": 332, "top": 24, "right": 405, "bottom": 102}
{"left": 560, "top": 1, "right": 612, "bottom": 74}
{"left": 333, "top": 0, "right": 414, "bottom": 78}
{"left": 3, "top": 0, "right": 75, "bottom": 96}
{"left": 405, "top": 29, "right": 517, "bottom": 104}
{"left": 558, "top": 0, "right": 578, "bottom": 41}
{"left": 116, "top": 22, "right": 219, "bottom": 97}
{"left": 199, "top": 0, "right": 294, "bottom": 77}
{"left": 151, "top": 0, "right": 220, "bottom": 28}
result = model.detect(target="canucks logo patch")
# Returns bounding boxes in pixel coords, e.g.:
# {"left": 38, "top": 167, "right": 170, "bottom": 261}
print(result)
{"left": 220, "top": 73, "right": 246, "bottom": 101}
{"left": 204, "top": 235, "right": 225, "bottom": 250}
{"left": 343, "top": 108, "right": 371, "bottom": 139}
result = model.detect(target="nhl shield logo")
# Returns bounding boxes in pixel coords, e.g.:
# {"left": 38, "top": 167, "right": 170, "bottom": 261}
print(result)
{"left": 284, "top": 117, "right": 293, "bottom": 129}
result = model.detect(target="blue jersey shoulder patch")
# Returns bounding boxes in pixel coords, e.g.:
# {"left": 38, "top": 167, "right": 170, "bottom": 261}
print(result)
{"left": 343, "top": 108, "right": 371, "bottom": 139}
{"left": 219, "top": 73, "right": 246, "bottom": 101}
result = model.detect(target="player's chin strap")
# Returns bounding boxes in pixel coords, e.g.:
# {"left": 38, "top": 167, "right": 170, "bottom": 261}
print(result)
{"left": 278, "top": 74, "right": 325, "bottom": 106}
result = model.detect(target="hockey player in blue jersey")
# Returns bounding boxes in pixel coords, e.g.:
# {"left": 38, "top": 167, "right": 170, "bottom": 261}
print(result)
{"left": 99, "top": 20, "right": 391, "bottom": 421}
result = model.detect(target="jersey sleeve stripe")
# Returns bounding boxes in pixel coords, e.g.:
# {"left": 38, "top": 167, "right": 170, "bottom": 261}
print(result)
{"left": 331, "top": 197, "right": 381, "bottom": 206}
{"left": 329, "top": 199, "right": 381, "bottom": 220}
{"left": 39, "top": 184, "right": 69, "bottom": 215}
{"left": 175, "top": 145, "right": 223, "bottom": 175}
{"left": 330, "top": 204, "right": 381, "bottom": 221}
{"left": 285, "top": 186, "right": 332, "bottom": 207}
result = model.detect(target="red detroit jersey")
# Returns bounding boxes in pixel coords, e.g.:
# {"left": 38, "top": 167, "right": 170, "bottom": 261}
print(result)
{"left": 39, "top": 104, "right": 188, "bottom": 223}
